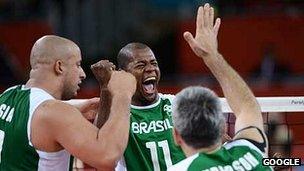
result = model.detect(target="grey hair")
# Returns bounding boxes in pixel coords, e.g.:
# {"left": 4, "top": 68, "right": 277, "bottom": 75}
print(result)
{"left": 172, "top": 86, "right": 225, "bottom": 149}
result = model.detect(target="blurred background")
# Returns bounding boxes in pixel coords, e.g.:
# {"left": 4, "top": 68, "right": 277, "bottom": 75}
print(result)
{"left": 1, "top": 0, "right": 304, "bottom": 95}
{"left": 0, "top": 0, "right": 303, "bottom": 169}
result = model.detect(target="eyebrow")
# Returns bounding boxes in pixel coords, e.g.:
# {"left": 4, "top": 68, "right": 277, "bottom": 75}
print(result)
{"left": 135, "top": 61, "right": 145, "bottom": 65}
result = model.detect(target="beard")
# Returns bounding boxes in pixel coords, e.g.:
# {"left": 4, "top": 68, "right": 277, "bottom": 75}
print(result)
{"left": 61, "top": 83, "right": 78, "bottom": 100}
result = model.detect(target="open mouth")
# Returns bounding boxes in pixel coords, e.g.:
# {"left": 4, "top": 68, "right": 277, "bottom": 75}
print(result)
{"left": 142, "top": 77, "right": 157, "bottom": 95}
{"left": 77, "top": 81, "right": 82, "bottom": 91}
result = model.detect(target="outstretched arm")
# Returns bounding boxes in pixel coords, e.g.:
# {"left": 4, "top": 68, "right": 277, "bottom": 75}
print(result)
{"left": 184, "top": 3, "right": 266, "bottom": 149}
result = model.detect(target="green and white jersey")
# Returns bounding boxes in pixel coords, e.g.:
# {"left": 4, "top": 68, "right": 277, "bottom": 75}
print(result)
{"left": 168, "top": 139, "right": 273, "bottom": 171}
{"left": 116, "top": 94, "right": 185, "bottom": 171}
{"left": 0, "top": 85, "right": 72, "bottom": 171}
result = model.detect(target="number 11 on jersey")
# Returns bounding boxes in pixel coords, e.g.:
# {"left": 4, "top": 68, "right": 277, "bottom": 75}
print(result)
{"left": 146, "top": 140, "right": 173, "bottom": 171}
{"left": 0, "top": 130, "right": 5, "bottom": 163}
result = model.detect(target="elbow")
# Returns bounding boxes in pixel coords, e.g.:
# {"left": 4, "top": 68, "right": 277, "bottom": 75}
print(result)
{"left": 94, "top": 153, "right": 121, "bottom": 171}
{"left": 95, "top": 160, "right": 117, "bottom": 171}
{"left": 95, "top": 163, "right": 116, "bottom": 171}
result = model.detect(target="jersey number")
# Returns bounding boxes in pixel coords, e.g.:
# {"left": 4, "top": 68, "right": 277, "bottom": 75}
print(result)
{"left": 146, "top": 140, "right": 173, "bottom": 171}
{"left": 0, "top": 130, "right": 5, "bottom": 163}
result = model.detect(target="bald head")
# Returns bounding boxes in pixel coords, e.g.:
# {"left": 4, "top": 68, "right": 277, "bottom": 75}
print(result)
{"left": 117, "top": 42, "right": 151, "bottom": 70}
{"left": 30, "top": 35, "right": 80, "bottom": 68}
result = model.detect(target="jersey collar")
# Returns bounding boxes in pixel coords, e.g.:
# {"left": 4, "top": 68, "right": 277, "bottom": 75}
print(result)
{"left": 131, "top": 94, "right": 162, "bottom": 110}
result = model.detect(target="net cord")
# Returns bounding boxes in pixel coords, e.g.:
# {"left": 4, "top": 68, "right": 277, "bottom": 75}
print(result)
{"left": 220, "top": 97, "right": 304, "bottom": 113}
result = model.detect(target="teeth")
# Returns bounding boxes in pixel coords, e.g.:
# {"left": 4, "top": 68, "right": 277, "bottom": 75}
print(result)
{"left": 144, "top": 77, "right": 156, "bottom": 82}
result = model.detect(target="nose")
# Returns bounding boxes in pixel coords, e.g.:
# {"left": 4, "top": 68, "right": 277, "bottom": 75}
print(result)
{"left": 80, "top": 67, "right": 86, "bottom": 80}
{"left": 145, "top": 63, "right": 156, "bottom": 73}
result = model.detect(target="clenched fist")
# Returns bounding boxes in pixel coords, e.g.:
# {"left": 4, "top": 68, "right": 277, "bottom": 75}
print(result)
{"left": 91, "top": 60, "right": 116, "bottom": 88}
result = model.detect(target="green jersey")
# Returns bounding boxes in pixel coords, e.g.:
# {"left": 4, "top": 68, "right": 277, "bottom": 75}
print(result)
{"left": 0, "top": 85, "right": 72, "bottom": 171}
{"left": 168, "top": 139, "right": 273, "bottom": 171}
{"left": 116, "top": 94, "right": 185, "bottom": 171}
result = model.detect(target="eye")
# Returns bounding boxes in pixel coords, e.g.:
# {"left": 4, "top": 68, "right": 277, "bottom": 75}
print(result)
{"left": 135, "top": 64, "right": 145, "bottom": 69}
{"left": 151, "top": 62, "right": 158, "bottom": 66}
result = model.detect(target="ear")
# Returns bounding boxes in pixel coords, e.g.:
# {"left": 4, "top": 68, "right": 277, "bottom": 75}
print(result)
{"left": 173, "top": 128, "right": 183, "bottom": 146}
{"left": 124, "top": 63, "right": 131, "bottom": 72}
{"left": 54, "top": 60, "right": 64, "bottom": 75}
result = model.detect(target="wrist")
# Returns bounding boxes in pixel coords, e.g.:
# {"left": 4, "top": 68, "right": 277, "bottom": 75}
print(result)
{"left": 99, "top": 84, "right": 107, "bottom": 90}
{"left": 201, "top": 51, "right": 221, "bottom": 61}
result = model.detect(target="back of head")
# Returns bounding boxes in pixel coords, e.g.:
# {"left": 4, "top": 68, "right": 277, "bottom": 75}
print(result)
{"left": 116, "top": 42, "right": 150, "bottom": 70}
{"left": 30, "top": 35, "right": 79, "bottom": 69}
{"left": 172, "top": 86, "right": 225, "bottom": 149}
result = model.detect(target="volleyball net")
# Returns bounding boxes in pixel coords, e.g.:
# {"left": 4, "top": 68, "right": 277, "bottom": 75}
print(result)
{"left": 221, "top": 97, "right": 304, "bottom": 160}
{"left": 73, "top": 96, "right": 304, "bottom": 170}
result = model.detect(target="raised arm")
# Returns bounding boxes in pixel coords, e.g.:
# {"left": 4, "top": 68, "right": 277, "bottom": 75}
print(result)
{"left": 32, "top": 71, "right": 136, "bottom": 170}
{"left": 90, "top": 60, "right": 116, "bottom": 128}
{"left": 183, "top": 4, "right": 265, "bottom": 147}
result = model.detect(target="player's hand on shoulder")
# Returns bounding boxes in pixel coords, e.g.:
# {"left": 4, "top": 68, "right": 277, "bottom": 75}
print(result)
{"left": 79, "top": 97, "right": 99, "bottom": 120}
{"left": 64, "top": 98, "right": 100, "bottom": 120}
{"left": 91, "top": 60, "right": 116, "bottom": 88}
{"left": 108, "top": 71, "right": 136, "bottom": 97}
{"left": 183, "top": 3, "right": 221, "bottom": 59}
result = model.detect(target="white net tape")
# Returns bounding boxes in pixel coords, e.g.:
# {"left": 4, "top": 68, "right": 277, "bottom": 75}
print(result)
{"left": 221, "top": 97, "right": 304, "bottom": 113}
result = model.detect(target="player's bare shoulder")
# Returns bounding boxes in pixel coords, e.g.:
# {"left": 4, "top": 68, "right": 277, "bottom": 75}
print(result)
{"left": 31, "top": 99, "right": 83, "bottom": 150}
{"left": 36, "top": 100, "right": 79, "bottom": 119}
{"left": 32, "top": 99, "right": 81, "bottom": 138}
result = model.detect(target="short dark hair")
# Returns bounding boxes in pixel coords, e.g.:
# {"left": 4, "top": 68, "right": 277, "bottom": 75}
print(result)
{"left": 117, "top": 42, "right": 150, "bottom": 70}
{"left": 172, "top": 86, "right": 225, "bottom": 149}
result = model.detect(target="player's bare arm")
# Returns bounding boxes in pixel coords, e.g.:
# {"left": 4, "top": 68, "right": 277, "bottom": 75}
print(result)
{"left": 31, "top": 71, "right": 136, "bottom": 171}
{"left": 184, "top": 3, "right": 266, "bottom": 148}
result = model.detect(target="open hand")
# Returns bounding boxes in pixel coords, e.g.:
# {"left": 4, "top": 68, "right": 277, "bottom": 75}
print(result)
{"left": 184, "top": 3, "right": 221, "bottom": 59}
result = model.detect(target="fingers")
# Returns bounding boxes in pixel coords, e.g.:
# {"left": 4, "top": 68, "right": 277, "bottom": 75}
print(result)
{"left": 196, "top": 6, "right": 203, "bottom": 36}
{"left": 184, "top": 31, "right": 207, "bottom": 57}
{"left": 209, "top": 7, "right": 214, "bottom": 29}
{"left": 89, "top": 97, "right": 100, "bottom": 105}
{"left": 198, "top": 3, "right": 216, "bottom": 29}
{"left": 106, "top": 61, "right": 116, "bottom": 71}
{"left": 90, "top": 61, "right": 100, "bottom": 69}
{"left": 90, "top": 60, "right": 116, "bottom": 71}
{"left": 183, "top": 31, "right": 196, "bottom": 48}
{"left": 111, "top": 64, "right": 116, "bottom": 70}
{"left": 183, "top": 31, "right": 200, "bottom": 53}
{"left": 203, "top": 3, "right": 210, "bottom": 27}
{"left": 213, "top": 18, "right": 221, "bottom": 36}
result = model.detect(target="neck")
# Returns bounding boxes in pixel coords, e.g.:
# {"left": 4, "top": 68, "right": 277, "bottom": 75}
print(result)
{"left": 182, "top": 142, "right": 222, "bottom": 157}
{"left": 131, "top": 94, "right": 159, "bottom": 106}
{"left": 26, "top": 65, "right": 63, "bottom": 99}
{"left": 25, "top": 77, "right": 62, "bottom": 100}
